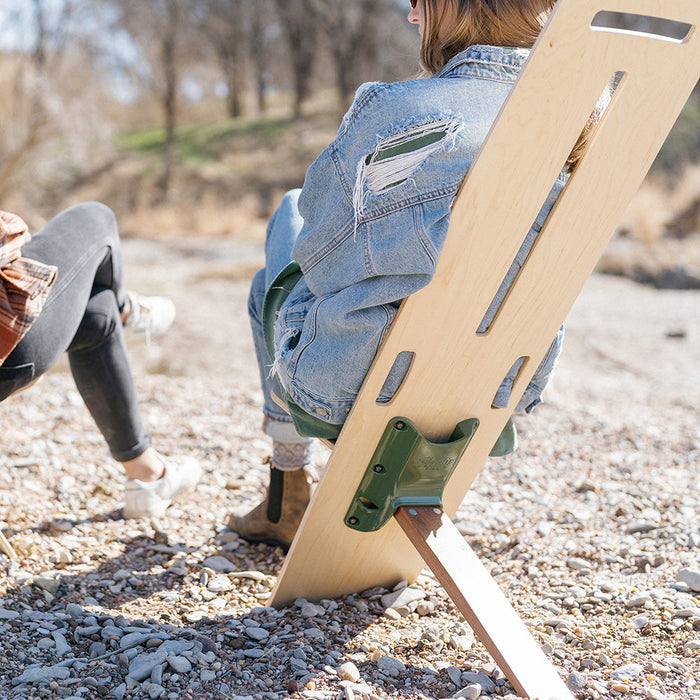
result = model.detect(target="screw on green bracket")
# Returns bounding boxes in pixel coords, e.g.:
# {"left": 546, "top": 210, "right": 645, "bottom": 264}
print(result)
{"left": 344, "top": 417, "right": 479, "bottom": 532}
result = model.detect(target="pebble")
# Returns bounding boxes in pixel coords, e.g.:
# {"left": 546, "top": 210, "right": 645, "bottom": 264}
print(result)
{"left": 201, "top": 555, "right": 237, "bottom": 573}
{"left": 567, "top": 671, "right": 587, "bottom": 691}
{"left": 380, "top": 586, "right": 426, "bottom": 610}
{"left": 462, "top": 672, "right": 497, "bottom": 694}
{"left": 611, "top": 682, "right": 630, "bottom": 693}
{"left": 446, "top": 665, "right": 462, "bottom": 686}
{"left": 338, "top": 662, "right": 361, "bottom": 683}
{"left": 167, "top": 655, "right": 192, "bottom": 673}
{"left": 208, "top": 575, "right": 233, "bottom": 592}
{"left": 676, "top": 568, "right": 700, "bottom": 592}
{"left": 376, "top": 655, "right": 406, "bottom": 677}
{"left": 16, "top": 665, "right": 71, "bottom": 683}
{"left": 128, "top": 649, "right": 168, "bottom": 682}
{"left": 246, "top": 626, "right": 269, "bottom": 641}
{"left": 455, "top": 684, "right": 481, "bottom": 699}
{"left": 611, "top": 663, "right": 644, "bottom": 680}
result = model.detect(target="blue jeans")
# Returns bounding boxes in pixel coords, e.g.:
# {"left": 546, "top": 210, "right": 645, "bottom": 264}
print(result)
{"left": 0, "top": 202, "right": 150, "bottom": 461}
{"left": 249, "top": 192, "right": 310, "bottom": 443}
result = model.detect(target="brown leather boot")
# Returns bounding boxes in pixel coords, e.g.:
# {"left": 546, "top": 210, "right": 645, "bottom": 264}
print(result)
{"left": 227, "top": 464, "right": 315, "bottom": 551}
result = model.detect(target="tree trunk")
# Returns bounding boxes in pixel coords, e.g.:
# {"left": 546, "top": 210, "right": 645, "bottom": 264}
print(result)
{"left": 251, "top": 4, "right": 268, "bottom": 114}
{"left": 159, "top": 0, "right": 179, "bottom": 201}
{"left": 273, "top": 0, "right": 317, "bottom": 118}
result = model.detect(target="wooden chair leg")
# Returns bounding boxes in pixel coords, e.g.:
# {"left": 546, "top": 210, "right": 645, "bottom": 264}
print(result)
{"left": 0, "top": 530, "right": 17, "bottom": 560}
{"left": 394, "top": 506, "right": 573, "bottom": 700}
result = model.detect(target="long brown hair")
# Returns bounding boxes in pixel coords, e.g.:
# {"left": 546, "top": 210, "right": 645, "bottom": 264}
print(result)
{"left": 420, "top": 0, "right": 555, "bottom": 74}
{"left": 420, "top": 0, "right": 604, "bottom": 170}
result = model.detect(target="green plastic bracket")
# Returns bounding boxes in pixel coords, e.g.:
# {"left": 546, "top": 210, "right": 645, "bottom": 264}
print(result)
{"left": 344, "top": 416, "right": 479, "bottom": 533}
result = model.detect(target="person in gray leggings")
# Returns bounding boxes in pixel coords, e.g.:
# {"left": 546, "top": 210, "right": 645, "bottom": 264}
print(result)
{"left": 0, "top": 202, "right": 201, "bottom": 518}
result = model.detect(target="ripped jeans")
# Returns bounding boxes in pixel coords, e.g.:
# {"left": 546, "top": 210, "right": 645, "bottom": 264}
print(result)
{"left": 0, "top": 203, "right": 151, "bottom": 461}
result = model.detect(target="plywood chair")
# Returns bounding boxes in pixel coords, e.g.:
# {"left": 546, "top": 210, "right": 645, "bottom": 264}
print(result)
{"left": 269, "top": 1, "right": 700, "bottom": 697}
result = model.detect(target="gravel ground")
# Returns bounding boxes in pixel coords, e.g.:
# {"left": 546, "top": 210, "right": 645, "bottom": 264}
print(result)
{"left": 0, "top": 236, "right": 698, "bottom": 700}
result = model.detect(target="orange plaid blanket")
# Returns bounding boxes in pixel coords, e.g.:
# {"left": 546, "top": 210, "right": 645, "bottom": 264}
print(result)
{"left": 0, "top": 211, "right": 57, "bottom": 365}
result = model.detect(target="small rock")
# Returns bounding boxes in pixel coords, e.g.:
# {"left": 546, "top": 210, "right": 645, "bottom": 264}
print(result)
{"left": 683, "top": 640, "right": 700, "bottom": 654}
{"left": 52, "top": 631, "right": 71, "bottom": 656}
{"left": 338, "top": 662, "right": 361, "bottom": 683}
{"left": 245, "top": 626, "right": 269, "bottom": 642}
{"left": 289, "top": 657, "right": 308, "bottom": 674}
{"left": 380, "top": 586, "right": 425, "bottom": 610}
{"left": 611, "top": 683, "right": 630, "bottom": 693}
{"left": 201, "top": 556, "right": 236, "bottom": 573}
{"left": 676, "top": 568, "right": 700, "bottom": 592}
{"left": 33, "top": 573, "right": 61, "bottom": 594}
{"left": 300, "top": 602, "right": 324, "bottom": 618}
{"left": 446, "top": 666, "right": 462, "bottom": 686}
{"left": 65, "top": 603, "right": 84, "bottom": 618}
{"left": 626, "top": 521, "right": 658, "bottom": 534}
{"left": 120, "top": 631, "right": 149, "bottom": 648}
{"left": 567, "top": 557, "right": 590, "bottom": 570}
{"left": 376, "top": 655, "right": 405, "bottom": 677}
{"left": 17, "top": 665, "right": 71, "bottom": 683}
{"left": 207, "top": 576, "right": 233, "bottom": 592}
{"left": 416, "top": 600, "right": 435, "bottom": 616}
{"left": 461, "top": 672, "right": 496, "bottom": 693}
{"left": 611, "top": 664, "right": 644, "bottom": 680}
{"left": 626, "top": 595, "right": 652, "bottom": 608}
{"left": 167, "top": 655, "right": 192, "bottom": 674}
{"left": 567, "top": 671, "right": 587, "bottom": 691}
{"left": 455, "top": 684, "right": 481, "bottom": 699}
{"left": 631, "top": 615, "right": 650, "bottom": 629}
{"left": 128, "top": 650, "right": 167, "bottom": 682}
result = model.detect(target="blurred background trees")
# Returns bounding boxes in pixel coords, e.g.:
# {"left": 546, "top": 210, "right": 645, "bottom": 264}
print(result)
{"left": 0, "top": 0, "right": 698, "bottom": 271}
{"left": 0, "top": 0, "right": 416, "bottom": 202}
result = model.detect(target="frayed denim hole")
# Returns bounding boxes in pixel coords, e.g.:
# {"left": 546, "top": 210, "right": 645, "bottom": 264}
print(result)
{"left": 268, "top": 327, "right": 301, "bottom": 380}
{"left": 375, "top": 350, "right": 415, "bottom": 405}
{"left": 591, "top": 11, "right": 692, "bottom": 43}
{"left": 491, "top": 356, "right": 528, "bottom": 409}
{"left": 353, "top": 120, "right": 464, "bottom": 235}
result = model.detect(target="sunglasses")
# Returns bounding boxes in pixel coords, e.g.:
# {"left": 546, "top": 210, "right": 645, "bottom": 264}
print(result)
{"left": 410, "top": 0, "right": 417, "bottom": 7}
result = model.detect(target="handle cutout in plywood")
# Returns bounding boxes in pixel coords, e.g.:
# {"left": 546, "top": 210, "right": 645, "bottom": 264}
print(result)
{"left": 591, "top": 11, "right": 693, "bottom": 42}
{"left": 376, "top": 350, "right": 415, "bottom": 406}
{"left": 491, "top": 356, "right": 528, "bottom": 410}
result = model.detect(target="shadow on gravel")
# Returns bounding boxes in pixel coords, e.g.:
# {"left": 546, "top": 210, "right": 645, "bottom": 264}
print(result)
{"left": 1, "top": 526, "right": 450, "bottom": 699}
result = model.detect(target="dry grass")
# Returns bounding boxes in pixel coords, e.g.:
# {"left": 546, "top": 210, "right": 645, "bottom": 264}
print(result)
{"left": 598, "top": 164, "right": 700, "bottom": 286}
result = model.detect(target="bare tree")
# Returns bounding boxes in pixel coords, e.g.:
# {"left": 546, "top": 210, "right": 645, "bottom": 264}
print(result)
{"left": 0, "top": 0, "right": 77, "bottom": 193}
{"left": 272, "top": 0, "right": 318, "bottom": 118}
{"left": 195, "top": 0, "right": 248, "bottom": 119}
{"left": 250, "top": 0, "right": 273, "bottom": 114}
{"left": 103, "top": 0, "right": 202, "bottom": 200}
{"left": 309, "top": 0, "right": 375, "bottom": 111}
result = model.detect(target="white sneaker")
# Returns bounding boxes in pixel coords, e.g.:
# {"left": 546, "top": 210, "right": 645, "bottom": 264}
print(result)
{"left": 123, "top": 291, "right": 176, "bottom": 343}
{"left": 123, "top": 454, "right": 202, "bottom": 519}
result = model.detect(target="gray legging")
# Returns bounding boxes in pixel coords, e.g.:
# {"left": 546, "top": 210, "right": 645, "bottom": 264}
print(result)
{"left": 0, "top": 202, "right": 150, "bottom": 461}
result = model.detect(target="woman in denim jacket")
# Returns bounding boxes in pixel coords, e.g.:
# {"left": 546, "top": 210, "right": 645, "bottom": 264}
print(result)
{"left": 229, "top": 0, "right": 582, "bottom": 549}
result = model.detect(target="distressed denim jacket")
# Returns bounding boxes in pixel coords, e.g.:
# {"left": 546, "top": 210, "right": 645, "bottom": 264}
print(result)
{"left": 271, "top": 45, "right": 565, "bottom": 425}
